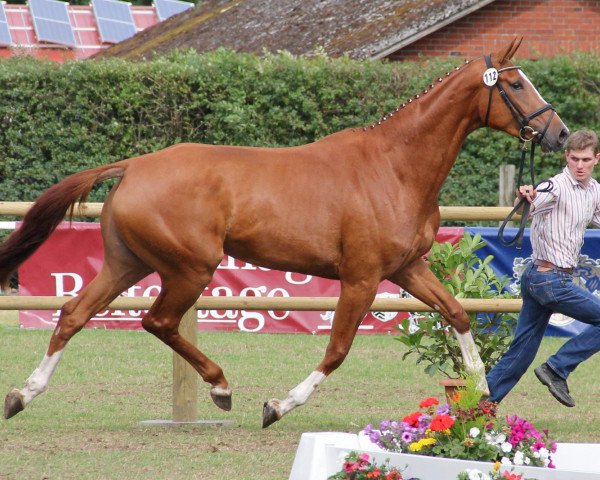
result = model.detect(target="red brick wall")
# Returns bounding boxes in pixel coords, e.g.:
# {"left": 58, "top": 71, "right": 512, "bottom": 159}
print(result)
{"left": 388, "top": 0, "right": 600, "bottom": 61}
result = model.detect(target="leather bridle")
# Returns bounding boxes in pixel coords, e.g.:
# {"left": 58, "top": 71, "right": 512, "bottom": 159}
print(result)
{"left": 484, "top": 53, "right": 557, "bottom": 248}
{"left": 483, "top": 53, "right": 556, "bottom": 144}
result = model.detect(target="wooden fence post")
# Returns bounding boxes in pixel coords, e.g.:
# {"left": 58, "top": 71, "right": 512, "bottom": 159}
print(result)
{"left": 499, "top": 164, "right": 516, "bottom": 227}
{"left": 498, "top": 164, "right": 516, "bottom": 208}
{"left": 172, "top": 307, "right": 198, "bottom": 422}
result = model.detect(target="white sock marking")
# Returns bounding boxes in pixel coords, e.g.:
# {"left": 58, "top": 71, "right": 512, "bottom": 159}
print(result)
{"left": 453, "top": 330, "right": 489, "bottom": 395}
{"left": 20, "top": 351, "right": 63, "bottom": 405}
{"left": 278, "top": 371, "right": 326, "bottom": 416}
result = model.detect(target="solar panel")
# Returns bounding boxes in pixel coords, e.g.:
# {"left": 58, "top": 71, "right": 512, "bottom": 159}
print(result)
{"left": 29, "top": 0, "right": 76, "bottom": 47}
{"left": 154, "top": 0, "right": 193, "bottom": 22}
{"left": 0, "top": 2, "right": 12, "bottom": 46}
{"left": 92, "top": 0, "right": 136, "bottom": 44}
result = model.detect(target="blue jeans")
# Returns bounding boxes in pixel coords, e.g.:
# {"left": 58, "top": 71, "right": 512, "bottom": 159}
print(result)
{"left": 487, "top": 262, "right": 600, "bottom": 402}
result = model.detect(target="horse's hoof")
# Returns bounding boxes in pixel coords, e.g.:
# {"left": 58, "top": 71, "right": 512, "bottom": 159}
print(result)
{"left": 210, "top": 387, "right": 232, "bottom": 411}
{"left": 262, "top": 401, "right": 281, "bottom": 429}
{"left": 4, "top": 389, "right": 25, "bottom": 419}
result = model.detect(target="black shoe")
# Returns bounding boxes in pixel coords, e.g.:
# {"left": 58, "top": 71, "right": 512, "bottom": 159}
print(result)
{"left": 534, "top": 363, "right": 575, "bottom": 407}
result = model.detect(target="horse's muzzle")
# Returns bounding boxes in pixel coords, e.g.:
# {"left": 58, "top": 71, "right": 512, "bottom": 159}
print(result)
{"left": 540, "top": 125, "right": 569, "bottom": 153}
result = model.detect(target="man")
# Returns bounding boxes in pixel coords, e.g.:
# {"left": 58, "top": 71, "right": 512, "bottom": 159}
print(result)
{"left": 487, "top": 130, "right": 600, "bottom": 407}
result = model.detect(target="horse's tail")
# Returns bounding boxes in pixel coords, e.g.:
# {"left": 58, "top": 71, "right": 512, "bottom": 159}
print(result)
{"left": 0, "top": 163, "right": 127, "bottom": 290}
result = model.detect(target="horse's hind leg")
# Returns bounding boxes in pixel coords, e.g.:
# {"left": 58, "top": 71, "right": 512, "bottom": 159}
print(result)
{"left": 3, "top": 247, "right": 151, "bottom": 419}
{"left": 141, "top": 273, "right": 232, "bottom": 411}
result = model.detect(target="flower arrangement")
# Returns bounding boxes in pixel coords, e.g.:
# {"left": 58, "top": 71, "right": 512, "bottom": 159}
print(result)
{"left": 362, "top": 380, "right": 556, "bottom": 469}
{"left": 327, "top": 451, "right": 406, "bottom": 480}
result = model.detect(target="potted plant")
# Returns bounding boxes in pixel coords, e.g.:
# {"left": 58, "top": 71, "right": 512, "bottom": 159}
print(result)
{"left": 395, "top": 232, "right": 517, "bottom": 396}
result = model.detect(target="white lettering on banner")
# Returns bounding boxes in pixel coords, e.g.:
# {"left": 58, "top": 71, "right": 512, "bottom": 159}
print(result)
{"left": 285, "top": 272, "right": 312, "bottom": 285}
{"left": 217, "top": 256, "right": 270, "bottom": 272}
{"left": 52, "top": 272, "right": 83, "bottom": 296}
{"left": 44, "top": 256, "right": 310, "bottom": 331}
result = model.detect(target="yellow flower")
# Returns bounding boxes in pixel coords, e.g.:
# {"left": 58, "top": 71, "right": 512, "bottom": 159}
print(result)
{"left": 493, "top": 461, "right": 501, "bottom": 472}
{"left": 463, "top": 438, "right": 475, "bottom": 447}
{"left": 409, "top": 442, "right": 422, "bottom": 452}
{"left": 419, "top": 438, "right": 437, "bottom": 447}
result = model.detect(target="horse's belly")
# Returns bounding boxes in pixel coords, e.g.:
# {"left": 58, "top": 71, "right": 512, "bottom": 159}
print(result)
{"left": 223, "top": 237, "right": 341, "bottom": 280}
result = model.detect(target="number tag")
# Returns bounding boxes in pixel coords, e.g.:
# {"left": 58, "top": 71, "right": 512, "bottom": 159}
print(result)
{"left": 483, "top": 68, "right": 498, "bottom": 86}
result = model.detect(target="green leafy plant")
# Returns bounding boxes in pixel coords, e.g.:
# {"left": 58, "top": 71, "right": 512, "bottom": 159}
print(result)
{"left": 396, "top": 232, "right": 517, "bottom": 378}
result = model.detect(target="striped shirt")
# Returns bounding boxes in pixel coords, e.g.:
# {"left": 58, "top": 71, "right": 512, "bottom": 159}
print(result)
{"left": 530, "top": 166, "right": 600, "bottom": 268}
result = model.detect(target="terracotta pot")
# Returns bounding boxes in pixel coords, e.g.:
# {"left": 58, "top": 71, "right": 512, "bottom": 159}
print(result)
{"left": 439, "top": 378, "right": 466, "bottom": 402}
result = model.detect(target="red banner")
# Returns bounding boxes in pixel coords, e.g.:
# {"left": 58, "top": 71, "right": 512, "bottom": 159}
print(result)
{"left": 18, "top": 223, "right": 463, "bottom": 333}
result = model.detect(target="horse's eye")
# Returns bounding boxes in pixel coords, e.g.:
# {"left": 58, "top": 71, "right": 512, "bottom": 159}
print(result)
{"left": 511, "top": 81, "right": 523, "bottom": 90}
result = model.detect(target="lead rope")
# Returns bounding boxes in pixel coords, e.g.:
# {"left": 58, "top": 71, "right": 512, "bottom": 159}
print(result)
{"left": 497, "top": 140, "right": 553, "bottom": 248}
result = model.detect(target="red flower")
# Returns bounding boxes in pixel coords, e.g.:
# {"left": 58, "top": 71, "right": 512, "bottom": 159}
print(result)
{"left": 367, "top": 467, "right": 381, "bottom": 478}
{"left": 402, "top": 411, "right": 422, "bottom": 427}
{"left": 429, "top": 414, "right": 455, "bottom": 431}
{"left": 386, "top": 469, "right": 403, "bottom": 480}
{"left": 419, "top": 397, "right": 439, "bottom": 409}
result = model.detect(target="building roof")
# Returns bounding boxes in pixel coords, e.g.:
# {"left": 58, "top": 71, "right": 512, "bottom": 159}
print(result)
{"left": 94, "top": 0, "right": 497, "bottom": 60}
{"left": 0, "top": 2, "right": 164, "bottom": 61}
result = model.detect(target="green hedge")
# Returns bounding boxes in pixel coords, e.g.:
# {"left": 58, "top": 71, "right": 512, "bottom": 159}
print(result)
{"left": 0, "top": 49, "right": 598, "bottom": 207}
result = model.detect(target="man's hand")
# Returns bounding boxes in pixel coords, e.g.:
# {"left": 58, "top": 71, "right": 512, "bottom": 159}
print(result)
{"left": 517, "top": 184, "right": 536, "bottom": 203}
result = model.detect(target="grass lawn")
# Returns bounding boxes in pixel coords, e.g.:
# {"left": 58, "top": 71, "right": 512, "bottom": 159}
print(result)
{"left": 1, "top": 319, "right": 599, "bottom": 479}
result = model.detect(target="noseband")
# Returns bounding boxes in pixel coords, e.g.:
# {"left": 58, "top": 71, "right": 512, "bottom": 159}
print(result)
{"left": 482, "top": 53, "right": 556, "bottom": 144}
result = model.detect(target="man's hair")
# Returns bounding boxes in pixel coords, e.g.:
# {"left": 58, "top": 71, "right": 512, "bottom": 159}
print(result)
{"left": 565, "top": 130, "right": 599, "bottom": 154}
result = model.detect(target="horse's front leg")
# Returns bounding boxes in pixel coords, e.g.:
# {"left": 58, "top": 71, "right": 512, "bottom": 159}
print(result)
{"left": 262, "top": 275, "right": 379, "bottom": 428}
{"left": 389, "top": 258, "right": 489, "bottom": 395}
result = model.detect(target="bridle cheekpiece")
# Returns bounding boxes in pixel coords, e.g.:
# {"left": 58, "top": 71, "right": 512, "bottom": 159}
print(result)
{"left": 482, "top": 53, "right": 556, "bottom": 145}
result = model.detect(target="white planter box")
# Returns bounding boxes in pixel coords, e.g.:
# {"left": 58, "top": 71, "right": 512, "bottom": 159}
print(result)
{"left": 289, "top": 432, "right": 600, "bottom": 480}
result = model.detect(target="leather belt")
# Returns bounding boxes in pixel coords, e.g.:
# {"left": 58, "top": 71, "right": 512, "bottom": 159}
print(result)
{"left": 534, "top": 259, "right": 574, "bottom": 275}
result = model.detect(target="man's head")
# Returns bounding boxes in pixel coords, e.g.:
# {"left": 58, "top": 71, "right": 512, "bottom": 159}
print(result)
{"left": 564, "top": 130, "right": 600, "bottom": 184}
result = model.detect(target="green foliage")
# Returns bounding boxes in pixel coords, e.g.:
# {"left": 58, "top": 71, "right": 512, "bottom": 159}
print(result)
{"left": 0, "top": 50, "right": 598, "bottom": 205}
{"left": 396, "top": 232, "right": 517, "bottom": 378}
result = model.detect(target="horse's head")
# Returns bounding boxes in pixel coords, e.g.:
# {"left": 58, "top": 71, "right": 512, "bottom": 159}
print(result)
{"left": 478, "top": 37, "right": 569, "bottom": 152}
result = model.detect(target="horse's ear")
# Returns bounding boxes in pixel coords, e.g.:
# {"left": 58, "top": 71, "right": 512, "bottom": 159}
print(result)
{"left": 496, "top": 36, "right": 524, "bottom": 64}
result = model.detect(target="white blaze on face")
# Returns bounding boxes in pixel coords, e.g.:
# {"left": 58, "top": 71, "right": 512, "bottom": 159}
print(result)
{"left": 520, "top": 70, "right": 547, "bottom": 104}
{"left": 21, "top": 350, "right": 64, "bottom": 405}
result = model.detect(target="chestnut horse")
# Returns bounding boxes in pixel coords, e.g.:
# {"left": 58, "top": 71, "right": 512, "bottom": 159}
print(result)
{"left": 1, "top": 38, "right": 568, "bottom": 427}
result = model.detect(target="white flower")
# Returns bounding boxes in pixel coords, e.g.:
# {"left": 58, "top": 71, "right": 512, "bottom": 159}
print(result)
{"left": 501, "top": 456, "right": 512, "bottom": 466}
{"left": 514, "top": 450, "right": 525, "bottom": 465}
{"left": 501, "top": 442, "right": 513, "bottom": 453}
{"left": 524, "top": 456, "right": 531, "bottom": 465}
{"left": 538, "top": 447, "right": 549, "bottom": 460}
{"left": 465, "top": 469, "right": 490, "bottom": 480}
{"left": 469, "top": 427, "right": 481, "bottom": 438}
{"left": 496, "top": 433, "right": 507, "bottom": 444}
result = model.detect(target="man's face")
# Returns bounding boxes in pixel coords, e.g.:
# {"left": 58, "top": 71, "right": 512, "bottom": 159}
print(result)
{"left": 565, "top": 147, "right": 600, "bottom": 184}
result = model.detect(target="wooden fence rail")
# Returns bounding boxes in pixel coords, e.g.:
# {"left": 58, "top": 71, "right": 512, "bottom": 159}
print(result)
{"left": 0, "top": 202, "right": 521, "bottom": 221}
{"left": 0, "top": 295, "right": 523, "bottom": 312}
